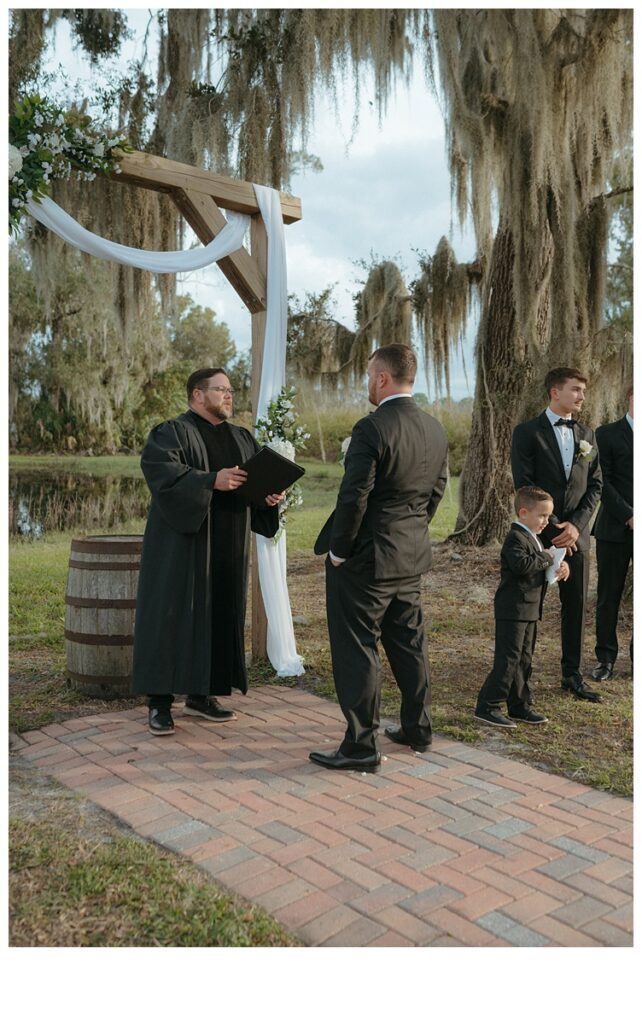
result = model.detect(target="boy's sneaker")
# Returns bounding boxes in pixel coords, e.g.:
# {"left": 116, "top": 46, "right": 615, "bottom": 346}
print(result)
{"left": 184, "top": 696, "right": 236, "bottom": 722}
{"left": 148, "top": 707, "right": 175, "bottom": 735}
{"left": 474, "top": 708, "right": 517, "bottom": 729}
{"left": 509, "top": 709, "right": 548, "bottom": 724}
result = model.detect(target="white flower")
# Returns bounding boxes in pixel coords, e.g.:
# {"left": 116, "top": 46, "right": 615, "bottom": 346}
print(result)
{"left": 9, "top": 144, "right": 23, "bottom": 178}
{"left": 267, "top": 438, "right": 296, "bottom": 462}
{"left": 27, "top": 132, "right": 41, "bottom": 149}
{"left": 56, "top": 114, "right": 65, "bottom": 127}
{"left": 46, "top": 133, "right": 62, "bottom": 152}
{"left": 93, "top": 142, "right": 105, "bottom": 158}
{"left": 42, "top": 162, "right": 53, "bottom": 173}
{"left": 12, "top": 198, "right": 23, "bottom": 207}
{"left": 578, "top": 439, "right": 594, "bottom": 460}
{"left": 33, "top": 111, "right": 44, "bottom": 126}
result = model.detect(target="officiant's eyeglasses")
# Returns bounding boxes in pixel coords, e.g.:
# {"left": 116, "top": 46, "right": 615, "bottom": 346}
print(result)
{"left": 198, "top": 386, "right": 235, "bottom": 395}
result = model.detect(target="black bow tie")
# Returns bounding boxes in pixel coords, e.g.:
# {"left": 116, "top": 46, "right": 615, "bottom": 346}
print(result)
{"left": 553, "top": 418, "right": 576, "bottom": 428}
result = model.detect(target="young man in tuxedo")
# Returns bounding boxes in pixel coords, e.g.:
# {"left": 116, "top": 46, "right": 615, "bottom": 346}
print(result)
{"left": 591, "top": 385, "right": 633, "bottom": 681}
{"left": 309, "top": 344, "right": 449, "bottom": 772}
{"left": 511, "top": 367, "right": 603, "bottom": 702}
{"left": 475, "top": 486, "right": 569, "bottom": 728}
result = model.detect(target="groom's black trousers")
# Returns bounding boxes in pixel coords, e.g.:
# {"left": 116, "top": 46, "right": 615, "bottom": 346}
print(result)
{"left": 325, "top": 558, "right": 432, "bottom": 757}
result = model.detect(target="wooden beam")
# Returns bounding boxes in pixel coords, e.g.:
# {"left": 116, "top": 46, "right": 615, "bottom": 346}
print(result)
{"left": 171, "top": 188, "right": 267, "bottom": 314}
{"left": 250, "top": 213, "right": 269, "bottom": 659}
{"left": 113, "top": 150, "right": 302, "bottom": 223}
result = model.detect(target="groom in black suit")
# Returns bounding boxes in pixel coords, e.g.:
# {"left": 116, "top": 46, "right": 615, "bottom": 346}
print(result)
{"left": 511, "top": 367, "right": 603, "bottom": 701}
{"left": 310, "top": 345, "right": 449, "bottom": 772}
{"left": 591, "top": 385, "right": 633, "bottom": 681}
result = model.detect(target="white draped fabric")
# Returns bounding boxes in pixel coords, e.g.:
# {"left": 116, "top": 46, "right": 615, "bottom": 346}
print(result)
{"left": 26, "top": 194, "right": 250, "bottom": 271}
{"left": 26, "top": 187, "right": 305, "bottom": 677}
{"left": 253, "top": 185, "right": 305, "bottom": 676}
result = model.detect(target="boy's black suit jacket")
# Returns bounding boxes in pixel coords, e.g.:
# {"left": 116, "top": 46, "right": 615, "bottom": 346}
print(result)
{"left": 314, "top": 398, "right": 449, "bottom": 580}
{"left": 494, "top": 524, "right": 554, "bottom": 622}
{"left": 511, "top": 412, "right": 603, "bottom": 550}
{"left": 592, "top": 416, "right": 633, "bottom": 543}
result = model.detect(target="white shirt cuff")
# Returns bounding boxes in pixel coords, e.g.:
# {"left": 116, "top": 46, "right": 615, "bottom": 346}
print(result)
{"left": 329, "top": 550, "right": 346, "bottom": 563}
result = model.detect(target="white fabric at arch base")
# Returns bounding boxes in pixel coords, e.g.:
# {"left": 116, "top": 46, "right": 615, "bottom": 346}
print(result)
{"left": 26, "top": 187, "right": 305, "bottom": 677}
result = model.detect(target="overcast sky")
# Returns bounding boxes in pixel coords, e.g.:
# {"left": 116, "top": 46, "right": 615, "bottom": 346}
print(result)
{"left": 39, "top": 5, "right": 478, "bottom": 399}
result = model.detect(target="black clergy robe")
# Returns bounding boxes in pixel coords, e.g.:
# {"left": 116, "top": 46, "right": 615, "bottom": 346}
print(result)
{"left": 132, "top": 410, "right": 278, "bottom": 697}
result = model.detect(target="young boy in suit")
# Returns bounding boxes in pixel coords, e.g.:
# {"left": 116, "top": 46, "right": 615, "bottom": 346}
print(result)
{"left": 474, "top": 486, "right": 570, "bottom": 728}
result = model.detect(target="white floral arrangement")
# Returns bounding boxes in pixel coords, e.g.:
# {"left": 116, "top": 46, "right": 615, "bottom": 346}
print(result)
{"left": 577, "top": 439, "right": 595, "bottom": 462}
{"left": 9, "top": 94, "right": 129, "bottom": 234}
{"left": 255, "top": 385, "right": 310, "bottom": 539}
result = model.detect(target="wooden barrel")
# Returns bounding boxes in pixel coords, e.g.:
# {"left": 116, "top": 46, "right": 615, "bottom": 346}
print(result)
{"left": 65, "top": 535, "right": 143, "bottom": 698}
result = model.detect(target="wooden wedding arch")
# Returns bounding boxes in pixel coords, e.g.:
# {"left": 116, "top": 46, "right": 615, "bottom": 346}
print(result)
{"left": 111, "top": 149, "right": 303, "bottom": 659}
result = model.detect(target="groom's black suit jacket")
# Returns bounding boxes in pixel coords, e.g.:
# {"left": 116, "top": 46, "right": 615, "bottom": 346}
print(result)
{"left": 315, "top": 398, "right": 449, "bottom": 579}
{"left": 511, "top": 412, "right": 603, "bottom": 550}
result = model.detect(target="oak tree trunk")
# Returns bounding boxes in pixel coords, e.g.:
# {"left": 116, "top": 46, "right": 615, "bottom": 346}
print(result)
{"left": 452, "top": 224, "right": 529, "bottom": 545}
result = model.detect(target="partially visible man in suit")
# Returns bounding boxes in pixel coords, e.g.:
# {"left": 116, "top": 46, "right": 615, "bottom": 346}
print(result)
{"left": 511, "top": 367, "right": 603, "bottom": 702}
{"left": 591, "top": 384, "right": 633, "bottom": 681}
{"left": 310, "top": 345, "right": 449, "bottom": 772}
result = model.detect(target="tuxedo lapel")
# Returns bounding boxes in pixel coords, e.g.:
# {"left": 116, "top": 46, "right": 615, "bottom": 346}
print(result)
{"left": 619, "top": 416, "right": 633, "bottom": 454}
{"left": 570, "top": 421, "right": 582, "bottom": 474}
{"left": 538, "top": 412, "right": 567, "bottom": 481}
{"left": 511, "top": 523, "right": 542, "bottom": 555}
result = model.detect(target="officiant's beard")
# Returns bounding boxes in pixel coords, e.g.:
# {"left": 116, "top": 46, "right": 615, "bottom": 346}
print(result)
{"left": 203, "top": 393, "right": 233, "bottom": 422}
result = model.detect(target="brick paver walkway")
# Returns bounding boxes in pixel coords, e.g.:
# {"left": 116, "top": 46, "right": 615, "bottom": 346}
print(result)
{"left": 13, "top": 685, "right": 632, "bottom": 946}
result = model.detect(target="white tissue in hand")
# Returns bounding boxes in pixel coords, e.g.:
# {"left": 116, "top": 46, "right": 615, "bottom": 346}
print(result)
{"left": 546, "top": 547, "right": 566, "bottom": 584}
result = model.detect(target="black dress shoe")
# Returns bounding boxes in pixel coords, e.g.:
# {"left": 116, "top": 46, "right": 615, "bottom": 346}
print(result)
{"left": 561, "top": 677, "right": 602, "bottom": 703}
{"left": 384, "top": 726, "right": 431, "bottom": 752}
{"left": 508, "top": 709, "right": 549, "bottom": 724}
{"left": 591, "top": 662, "right": 614, "bottom": 682}
{"left": 148, "top": 707, "right": 175, "bottom": 735}
{"left": 308, "top": 749, "right": 381, "bottom": 773}
{"left": 184, "top": 696, "right": 236, "bottom": 722}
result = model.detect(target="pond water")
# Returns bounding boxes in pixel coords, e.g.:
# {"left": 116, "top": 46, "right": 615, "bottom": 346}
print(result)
{"left": 9, "top": 470, "right": 151, "bottom": 538}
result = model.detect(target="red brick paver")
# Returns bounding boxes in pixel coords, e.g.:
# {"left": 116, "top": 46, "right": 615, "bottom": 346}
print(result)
{"left": 13, "top": 685, "right": 632, "bottom": 947}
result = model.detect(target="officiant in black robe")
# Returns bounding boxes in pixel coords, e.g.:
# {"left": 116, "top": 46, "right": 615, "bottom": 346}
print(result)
{"left": 132, "top": 368, "right": 283, "bottom": 736}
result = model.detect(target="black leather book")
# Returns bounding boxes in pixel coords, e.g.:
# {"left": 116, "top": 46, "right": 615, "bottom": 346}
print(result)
{"left": 236, "top": 445, "right": 305, "bottom": 504}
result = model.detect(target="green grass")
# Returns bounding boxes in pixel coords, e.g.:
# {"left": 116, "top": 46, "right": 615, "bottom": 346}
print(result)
{"left": 9, "top": 793, "right": 299, "bottom": 947}
{"left": 10, "top": 453, "right": 144, "bottom": 476}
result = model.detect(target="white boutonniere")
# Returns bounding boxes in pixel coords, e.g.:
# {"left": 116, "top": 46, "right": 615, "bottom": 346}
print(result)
{"left": 577, "top": 439, "right": 595, "bottom": 462}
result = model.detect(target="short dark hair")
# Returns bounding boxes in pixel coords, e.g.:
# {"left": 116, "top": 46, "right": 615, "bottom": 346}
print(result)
{"left": 626, "top": 383, "right": 633, "bottom": 401}
{"left": 369, "top": 344, "right": 417, "bottom": 384}
{"left": 186, "top": 367, "right": 227, "bottom": 402}
{"left": 544, "top": 367, "right": 587, "bottom": 397}
{"left": 514, "top": 485, "right": 553, "bottom": 514}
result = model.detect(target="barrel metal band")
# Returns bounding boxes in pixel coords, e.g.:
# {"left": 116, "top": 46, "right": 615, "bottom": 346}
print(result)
{"left": 71, "top": 539, "right": 143, "bottom": 554}
{"left": 65, "top": 596, "right": 137, "bottom": 609}
{"left": 65, "top": 629, "right": 134, "bottom": 646}
{"left": 68, "top": 559, "right": 140, "bottom": 571}
{"left": 67, "top": 671, "right": 131, "bottom": 686}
